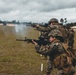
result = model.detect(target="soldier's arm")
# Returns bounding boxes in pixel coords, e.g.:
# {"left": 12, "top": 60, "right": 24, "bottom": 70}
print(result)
{"left": 35, "top": 44, "right": 57, "bottom": 55}
{"left": 35, "top": 25, "right": 51, "bottom": 32}
{"left": 36, "top": 25, "right": 59, "bottom": 32}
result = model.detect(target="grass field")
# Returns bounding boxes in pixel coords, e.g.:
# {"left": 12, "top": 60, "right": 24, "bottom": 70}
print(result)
{"left": 0, "top": 25, "right": 76, "bottom": 75}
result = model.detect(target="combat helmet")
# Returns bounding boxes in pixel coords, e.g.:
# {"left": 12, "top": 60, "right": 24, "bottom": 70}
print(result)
{"left": 48, "top": 18, "right": 58, "bottom": 24}
{"left": 48, "top": 29, "right": 64, "bottom": 42}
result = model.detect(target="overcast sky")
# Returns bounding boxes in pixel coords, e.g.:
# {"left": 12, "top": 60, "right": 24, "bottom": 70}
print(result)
{"left": 0, "top": 0, "right": 76, "bottom": 23}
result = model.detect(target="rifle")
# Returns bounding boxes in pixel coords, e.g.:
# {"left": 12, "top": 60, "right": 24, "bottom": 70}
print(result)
{"left": 16, "top": 37, "right": 48, "bottom": 46}
{"left": 26, "top": 23, "right": 48, "bottom": 28}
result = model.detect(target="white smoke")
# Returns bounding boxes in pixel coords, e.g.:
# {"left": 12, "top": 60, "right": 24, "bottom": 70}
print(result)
{"left": 15, "top": 24, "right": 27, "bottom": 38}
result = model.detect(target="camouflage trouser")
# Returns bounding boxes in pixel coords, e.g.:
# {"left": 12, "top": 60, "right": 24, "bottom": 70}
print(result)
{"left": 46, "top": 58, "right": 53, "bottom": 75}
{"left": 72, "top": 58, "right": 76, "bottom": 67}
{"left": 68, "top": 39, "right": 74, "bottom": 48}
{"left": 57, "top": 65, "right": 75, "bottom": 75}
{"left": 46, "top": 62, "right": 75, "bottom": 75}
{"left": 46, "top": 54, "right": 75, "bottom": 75}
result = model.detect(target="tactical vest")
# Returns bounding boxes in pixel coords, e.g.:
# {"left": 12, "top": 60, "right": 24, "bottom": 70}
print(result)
{"left": 62, "top": 43, "right": 76, "bottom": 61}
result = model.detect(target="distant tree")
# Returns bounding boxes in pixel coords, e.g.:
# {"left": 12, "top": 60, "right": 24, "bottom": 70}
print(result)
{"left": 12, "top": 20, "right": 16, "bottom": 24}
{"left": 0, "top": 20, "right": 3, "bottom": 23}
{"left": 3, "top": 21, "right": 7, "bottom": 26}
{"left": 16, "top": 21, "right": 20, "bottom": 24}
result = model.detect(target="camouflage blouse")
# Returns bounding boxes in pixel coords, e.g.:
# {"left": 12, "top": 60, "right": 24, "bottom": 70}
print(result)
{"left": 35, "top": 40, "right": 65, "bottom": 58}
{"left": 36, "top": 24, "right": 60, "bottom": 32}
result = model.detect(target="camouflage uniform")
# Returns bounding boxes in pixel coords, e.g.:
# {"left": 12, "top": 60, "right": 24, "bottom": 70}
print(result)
{"left": 35, "top": 18, "right": 66, "bottom": 43}
{"left": 68, "top": 28, "right": 75, "bottom": 48}
{"left": 36, "top": 18, "right": 60, "bottom": 59}
{"left": 60, "top": 26, "right": 69, "bottom": 43}
{"left": 36, "top": 24, "right": 61, "bottom": 32}
{"left": 38, "top": 32, "right": 48, "bottom": 42}
{"left": 35, "top": 31, "right": 75, "bottom": 75}
{"left": 35, "top": 18, "right": 60, "bottom": 32}
{"left": 67, "top": 29, "right": 76, "bottom": 67}
{"left": 38, "top": 31, "right": 49, "bottom": 59}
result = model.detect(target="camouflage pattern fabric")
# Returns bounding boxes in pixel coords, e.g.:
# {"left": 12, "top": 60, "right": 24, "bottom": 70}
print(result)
{"left": 35, "top": 40, "right": 75, "bottom": 75}
{"left": 36, "top": 24, "right": 67, "bottom": 43}
{"left": 68, "top": 29, "right": 75, "bottom": 48}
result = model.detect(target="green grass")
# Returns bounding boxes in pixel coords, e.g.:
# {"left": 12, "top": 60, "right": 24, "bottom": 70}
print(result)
{"left": 0, "top": 25, "right": 76, "bottom": 75}
{"left": 0, "top": 25, "right": 47, "bottom": 75}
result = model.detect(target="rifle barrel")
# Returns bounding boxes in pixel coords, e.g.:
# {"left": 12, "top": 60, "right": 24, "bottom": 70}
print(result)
{"left": 16, "top": 39, "right": 25, "bottom": 41}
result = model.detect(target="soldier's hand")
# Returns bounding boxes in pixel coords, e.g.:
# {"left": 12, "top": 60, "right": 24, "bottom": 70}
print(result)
{"left": 32, "top": 40, "right": 38, "bottom": 45}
